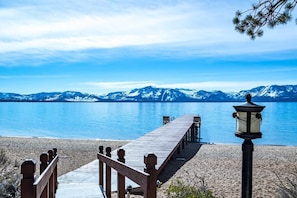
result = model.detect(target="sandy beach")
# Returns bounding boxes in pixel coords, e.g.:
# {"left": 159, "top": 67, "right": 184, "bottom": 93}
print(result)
{"left": 1, "top": 136, "right": 296, "bottom": 197}
{"left": 157, "top": 143, "right": 297, "bottom": 197}
{"left": 0, "top": 136, "right": 128, "bottom": 176}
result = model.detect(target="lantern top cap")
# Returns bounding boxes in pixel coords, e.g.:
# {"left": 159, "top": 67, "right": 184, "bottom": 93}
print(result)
{"left": 246, "top": 94, "right": 252, "bottom": 103}
{"left": 233, "top": 93, "right": 265, "bottom": 112}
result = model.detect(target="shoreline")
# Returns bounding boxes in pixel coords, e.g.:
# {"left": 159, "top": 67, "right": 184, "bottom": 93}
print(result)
{"left": 2, "top": 135, "right": 297, "bottom": 147}
{"left": 0, "top": 136, "right": 129, "bottom": 176}
{"left": 0, "top": 135, "right": 132, "bottom": 142}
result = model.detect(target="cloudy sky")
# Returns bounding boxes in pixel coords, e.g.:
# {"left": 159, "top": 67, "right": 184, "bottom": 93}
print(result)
{"left": 0, "top": 0, "right": 297, "bottom": 94}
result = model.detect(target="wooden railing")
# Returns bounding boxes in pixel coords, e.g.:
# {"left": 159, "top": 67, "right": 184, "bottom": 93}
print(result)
{"left": 21, "top": 148, "right": 59, "bottom": 198}
{"left": 97, "top": 146, "right": 158, "bottom": 198}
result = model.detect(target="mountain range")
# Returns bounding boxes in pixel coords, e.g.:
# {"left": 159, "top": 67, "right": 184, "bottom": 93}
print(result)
{"left": 0, "top": 85, "right": 296, "bottom": 102}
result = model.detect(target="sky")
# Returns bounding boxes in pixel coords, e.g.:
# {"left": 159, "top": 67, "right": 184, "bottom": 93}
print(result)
{"left": 0, "top": 0, "right": 297, "bottom": 95}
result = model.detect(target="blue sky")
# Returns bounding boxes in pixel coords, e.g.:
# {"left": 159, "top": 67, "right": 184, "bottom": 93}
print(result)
{"left": 0, "top": 0, "right": 297, "bottom": 95}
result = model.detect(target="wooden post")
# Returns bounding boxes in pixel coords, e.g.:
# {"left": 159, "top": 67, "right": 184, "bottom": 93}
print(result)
{"left": 187, "top": 129, "right": 190, "bottom": 143}
{"left": 191, "top": 124, "right": 195, "bottom": 142}
{"left": 53, "top": 148, "right": 57, "bottom": 157}
{"left": 48, "top": 150, "right": 54, "bottom": 198}
{"left": 99, "top": 146, "right": 104, "bottom": 188}
{"left": 144, "top": 154, "right": 157, "bottom": 198}
{"left": 21, "top": 160, "right": 36, "bottom": 198}
{"left": 106, "top": 147, "right": 112, "bottom": 198}
{"left": 48, "top": 150, "right": 54, "bottom": 162}
{"left": 53, "top": 148, "right": 58, "bottom": 192}
{"left": 194, "top": 116, "right": 201, "bottom": 142}
{"left": 163, "top": 116, "right": 170, "bottom": 125}
{"left": 40, "top": 153, "right": 49, "bottom": 173}
{"left": 40, "top": 153, "right": 49, "bottom": 198}
{"left": 177, "top": 144, "right": 181, "bottom": 155}
{"left": 198, "top": 124, "right": 201, "bottom": 140}
{"left": 117, "top": 149, "right": 125, "bottom": 198}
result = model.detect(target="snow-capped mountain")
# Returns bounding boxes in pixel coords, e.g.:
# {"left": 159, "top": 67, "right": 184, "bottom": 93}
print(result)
{"left": 0, "top": 91, "right": 100, "bottom": 102}
{"left": 0, "top": 85, "right": 296, "bottom": 102}
{"left": 103, "top": 85, "right": 297, "bottom": 102}
{"left": 233, "top": 85, "right": 297, "bottom": 102}
{"left": 103, "top": 86, "right": 191, "bottom": 102}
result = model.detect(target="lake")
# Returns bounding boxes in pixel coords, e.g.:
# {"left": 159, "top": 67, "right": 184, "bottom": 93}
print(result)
{"left": 0, "top": 102, "right": 296, "bottom": 146}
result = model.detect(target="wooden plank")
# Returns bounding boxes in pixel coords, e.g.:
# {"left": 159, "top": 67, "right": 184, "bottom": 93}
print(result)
{"left": 112, "top": 114, "right": 198, "bottom": 174}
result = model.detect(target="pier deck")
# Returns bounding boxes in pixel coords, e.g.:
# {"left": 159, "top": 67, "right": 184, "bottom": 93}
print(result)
{"left": 118, "top": 114, "right": 199, "bottom": 174}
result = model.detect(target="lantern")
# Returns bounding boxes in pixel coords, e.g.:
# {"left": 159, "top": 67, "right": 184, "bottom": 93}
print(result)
{"left": 233, "top": 94, "right": 265, "bottom": 139}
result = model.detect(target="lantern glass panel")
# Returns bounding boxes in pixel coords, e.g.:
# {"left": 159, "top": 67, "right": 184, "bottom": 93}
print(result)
{"left": 236, "top": 112, "right": 262, "bottom": 133}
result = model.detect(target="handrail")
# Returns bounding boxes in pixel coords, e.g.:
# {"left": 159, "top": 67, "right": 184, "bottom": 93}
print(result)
{"left": 97, "top": 146, "right": 157, "bottom": 198}
{"left": 97, "top": 153, "right": 149, "bottom": 188}
{"left": 21, "top": 148, "right": 59, "bottom": 198}
{"left": 34, "top": 155, "right": 59, "bottom": 197}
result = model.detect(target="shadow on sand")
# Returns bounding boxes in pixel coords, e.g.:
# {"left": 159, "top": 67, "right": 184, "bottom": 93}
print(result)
{"left": 157, "top": 142, "right": 202, "bottom": 183}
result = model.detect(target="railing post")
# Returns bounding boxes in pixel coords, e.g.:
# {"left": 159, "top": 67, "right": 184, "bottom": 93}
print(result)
{"left": 21, "top": 160, "right": 36, "bottom": 198}
{"left": 48, "top": 150, "right": 54, "bottom": 162}
{"left": 40, "top": 153, "right": 49, "bottom": 198}
{"left": 177, "top": 144, "right": 181, "bottom": 154}
{"left": 106, "top": 147, "right": 112, "bottom": 198}
{"left": 53, "top": 148, "right": 58, "bottom": 193}
{"left": 194, "top": 116, "right": 201, "bottom": 142}
{"left": 99, "top": 146, "right": 104, "bottom": 188}
{"left": 48, "top": 150, "right": 54, "bottom": 198}
{"left": 187, "top": 129, "right": 190, "bottom": 142}
{"left": 53, "top": 148, "right": 57, "bottom": 157}
{"left": 144, "top": 154, "right": 157, "bottom": 198}
{"left": 163, "top": 116, "right": 170, "bottom": 125}
{"left": 40, "top": 153, "right": 49, "bottom": 174}
{"left": 191, "top": 124, "right": 195, "bottom": 142}
{"left": 117, "top": 149, "right": 125, "bottom": 198}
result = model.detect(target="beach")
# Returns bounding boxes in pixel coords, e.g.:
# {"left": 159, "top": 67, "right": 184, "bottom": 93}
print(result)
{"left": 1, "top": 137, "right": 296, "bottom": 197}
{"left": 0, "top": 136, "right": 128, "bottom": 176}
{"left": 157, "top": 143, "right": 297, "bottom": 197}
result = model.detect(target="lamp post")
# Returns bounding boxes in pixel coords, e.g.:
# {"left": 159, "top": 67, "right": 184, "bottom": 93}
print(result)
{"left": 232, "top": 94, "right": 265, "bottom": 198}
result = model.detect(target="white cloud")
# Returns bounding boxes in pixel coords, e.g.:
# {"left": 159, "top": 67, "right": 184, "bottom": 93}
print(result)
{"left": 0, "top": 0, "right": 297, "bottom": 64}
{"left": 83, "top": 81, "right": 157, "bottom": 92}
{"left": 0, "top": 2, "right": 203, "bottom": 51}
{"left": 158, "top": 82, "right": 269, "bottom": 92}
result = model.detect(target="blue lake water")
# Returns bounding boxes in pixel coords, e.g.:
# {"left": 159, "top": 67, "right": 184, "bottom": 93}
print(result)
{"left": 0, "top": 102, "right": 296, "bottom": 146}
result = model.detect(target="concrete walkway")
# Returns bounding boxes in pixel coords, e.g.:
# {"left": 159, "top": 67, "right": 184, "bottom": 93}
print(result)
{"left": 56, "top": 158, "right": 137, "bottom": 198}
{"left": 56, "top": 160, "right": 105, "bottom": 198}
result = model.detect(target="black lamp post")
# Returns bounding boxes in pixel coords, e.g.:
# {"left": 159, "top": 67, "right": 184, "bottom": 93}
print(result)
{"left": 232, "top": 94, "right": 265, "bottom": 198}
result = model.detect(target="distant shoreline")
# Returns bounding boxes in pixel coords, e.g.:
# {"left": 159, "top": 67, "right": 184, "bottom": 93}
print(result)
{"left": 1, "top": 84, "right": 297, "bottom": 102}
{"left": 1, "top": 100, "right": 296, "bottom": 103}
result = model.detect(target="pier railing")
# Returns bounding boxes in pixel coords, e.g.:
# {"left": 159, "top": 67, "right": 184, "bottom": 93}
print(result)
{"left": 97, "top": 146, "right": 158, "bottom": 198}
{"left": 21, "top": 148, "right": 59, "bottom": 198}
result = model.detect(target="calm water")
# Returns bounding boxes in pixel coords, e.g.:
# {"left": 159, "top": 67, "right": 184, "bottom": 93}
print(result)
{"left": 0, "top": 102, "right": 296, "bottom": 145}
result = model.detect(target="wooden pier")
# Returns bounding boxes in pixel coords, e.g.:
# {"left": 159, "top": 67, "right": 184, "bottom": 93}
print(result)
{"left": 119, "top": 114, "right": 200, "bottom": 174}
{"left": 98, "top": 114, "right": 201, "bottom": 197}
